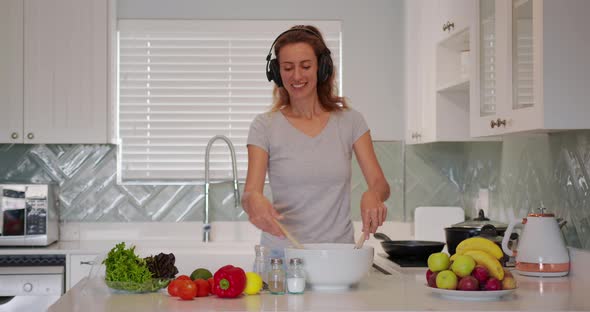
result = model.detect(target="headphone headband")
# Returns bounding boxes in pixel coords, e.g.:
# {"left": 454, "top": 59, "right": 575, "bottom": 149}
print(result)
{"left": 265, "top": 27, "right": 327, "bottom": 61}
{"left": 265, "top": 27, "right": 333, "bottom": 87}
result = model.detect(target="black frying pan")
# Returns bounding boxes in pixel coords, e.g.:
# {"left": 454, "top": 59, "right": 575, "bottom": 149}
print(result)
{"left": 374, "top": 233, "right": 445, "bottom": 260}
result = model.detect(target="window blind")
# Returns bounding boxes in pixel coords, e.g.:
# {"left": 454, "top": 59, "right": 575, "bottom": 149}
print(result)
{"left": 117, "top": 20, "right": 341, "bottom": 183}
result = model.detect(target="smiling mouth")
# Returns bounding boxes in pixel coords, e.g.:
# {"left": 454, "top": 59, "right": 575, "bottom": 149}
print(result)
{"left": 291, "top": 82, "right": 307, "bottom": 89}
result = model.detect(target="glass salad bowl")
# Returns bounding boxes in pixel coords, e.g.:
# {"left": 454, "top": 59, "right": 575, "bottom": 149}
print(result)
{"left": 88, "top": 252, "right": 173, "bottom": 294}
{"left": 104, "top": 278, "right": 172, "bottom": 293}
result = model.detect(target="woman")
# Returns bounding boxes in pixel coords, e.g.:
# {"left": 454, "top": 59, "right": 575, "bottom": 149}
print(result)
{"left": 242, "top": 25, "right": 390, "bottom": 254}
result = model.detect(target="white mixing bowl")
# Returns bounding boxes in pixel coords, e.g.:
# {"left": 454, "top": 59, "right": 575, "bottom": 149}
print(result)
{"left": 285, "top": 243, "right": 374, "bottom": 291}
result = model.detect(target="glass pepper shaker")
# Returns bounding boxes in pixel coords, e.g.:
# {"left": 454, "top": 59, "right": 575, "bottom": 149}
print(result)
{"left": 267, "top": 258, "right": 286, "bottom": 295}
{"left": 287, "top": 258, "right": 306, "bottom": 294}
{"left": 252, "top": 245, "right": 269, "bottom": 289}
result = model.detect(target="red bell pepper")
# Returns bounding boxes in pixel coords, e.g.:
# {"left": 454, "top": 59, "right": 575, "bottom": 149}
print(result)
{"left": 213, "top": 265, "right": 246, "bottom": 298}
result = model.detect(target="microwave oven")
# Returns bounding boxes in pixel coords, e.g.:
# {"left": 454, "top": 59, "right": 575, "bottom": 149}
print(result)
{"left": 0, "top": 184, "right": 59, "bottom": 246}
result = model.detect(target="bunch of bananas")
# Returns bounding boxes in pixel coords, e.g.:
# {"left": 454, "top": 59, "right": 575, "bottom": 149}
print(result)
{"left": 450, "top": 237, "right": 505, "bottom": 280}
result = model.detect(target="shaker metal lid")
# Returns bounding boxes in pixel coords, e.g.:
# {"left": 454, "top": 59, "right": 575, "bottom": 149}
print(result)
{"left": 446, "top": 210, "right": 508, "bottom": 230}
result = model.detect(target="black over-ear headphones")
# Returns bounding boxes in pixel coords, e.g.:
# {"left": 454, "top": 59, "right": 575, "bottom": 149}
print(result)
{"left": 265, "top": 27, "right": 333, "bottom": 88}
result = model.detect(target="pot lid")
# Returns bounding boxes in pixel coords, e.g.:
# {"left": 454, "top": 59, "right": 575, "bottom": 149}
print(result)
{"left": 447, "top": 210, "right": 508, "bottom": 230}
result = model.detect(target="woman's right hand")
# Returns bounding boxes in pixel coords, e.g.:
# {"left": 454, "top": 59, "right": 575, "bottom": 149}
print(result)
{"left": 243, "top": 192, "right": 284, "bottom": 237}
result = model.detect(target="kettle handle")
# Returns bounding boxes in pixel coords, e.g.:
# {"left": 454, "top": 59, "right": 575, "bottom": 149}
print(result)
{"left": 501, "top": 218, "right": 524, "bottom": 256}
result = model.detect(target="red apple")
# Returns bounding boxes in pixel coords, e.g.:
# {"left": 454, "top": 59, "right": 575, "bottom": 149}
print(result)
{"left": 471, "top": 265, "right": 489, "bottom": 285}
{"left": 427, "top": 271, "right": 439, "bottom": 288}
{"left": 426, "top": 269, "right": 434, "bottom": 282}
{"left": 484, "top": 278, "right": 502, "bottom": 291}
{"left": 457, "top": 276, "right": 479, "bottom": 291}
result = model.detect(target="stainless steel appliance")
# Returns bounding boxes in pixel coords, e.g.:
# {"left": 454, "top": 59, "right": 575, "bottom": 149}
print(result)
{"left": 0, "top": 254, "right": 65, "bottom": 312}
{"left": 0, "top": 184, "right": 58, "bottom": 246}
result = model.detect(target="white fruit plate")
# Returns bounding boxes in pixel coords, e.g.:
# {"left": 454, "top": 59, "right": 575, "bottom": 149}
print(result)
{"left": 428, "top": 286, "right": 516, "bottom": 301}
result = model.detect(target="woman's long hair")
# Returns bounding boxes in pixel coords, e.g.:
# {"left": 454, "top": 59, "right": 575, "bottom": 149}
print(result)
{"left": 270, "top": 25, "right": 348, "bottom": 112}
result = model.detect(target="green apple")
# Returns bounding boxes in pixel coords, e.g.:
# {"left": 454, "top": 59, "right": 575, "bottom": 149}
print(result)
{"left": 427, "top": 252, "right": 450, "bottom": 272}
{"left": 436, "top": 270, "right": 458, "bottom": 290}
{"left": 450, "top": 255, "right": 476, "bottom": 277}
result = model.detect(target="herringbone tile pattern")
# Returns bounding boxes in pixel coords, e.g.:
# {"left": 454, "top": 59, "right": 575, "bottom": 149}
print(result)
{"left": 1, "top": 132, "right": 589, "bottom": 250}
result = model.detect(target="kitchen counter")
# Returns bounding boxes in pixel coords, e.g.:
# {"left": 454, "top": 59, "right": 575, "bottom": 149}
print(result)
{"left": 0, "top": 239, "right": 257, "bottom": 255}
{"left": 6, "top": 222, "right": 589, "bottom": 311}
{"left": 49, "top": 260, "right": 590, "bottom": 312}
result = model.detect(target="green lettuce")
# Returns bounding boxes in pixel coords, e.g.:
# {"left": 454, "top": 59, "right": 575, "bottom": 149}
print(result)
{"left": 103, "top": 242, "right": 152, "bottom": 287}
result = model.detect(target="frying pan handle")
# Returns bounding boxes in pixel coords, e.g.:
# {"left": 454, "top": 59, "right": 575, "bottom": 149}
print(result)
{"left": 374, "top": 232, "right": 392, "bottom": 241}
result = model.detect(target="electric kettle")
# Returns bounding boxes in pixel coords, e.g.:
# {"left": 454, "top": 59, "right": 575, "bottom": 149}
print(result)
{"left": 501, "top": 207, "right": 569, "bottom": 277}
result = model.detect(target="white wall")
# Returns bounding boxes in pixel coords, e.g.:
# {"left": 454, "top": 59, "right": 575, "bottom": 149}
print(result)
{"left": 117, "top": 0, "right": 405, "bottom": 141}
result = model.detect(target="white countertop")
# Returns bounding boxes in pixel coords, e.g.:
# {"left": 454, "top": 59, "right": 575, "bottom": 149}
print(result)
{"left": 4, "top": 222, "right": 590, "bottom": 311}
{"left": 48, "top": 264, "right": 590, "bottom": 312}
{"left": 0, "top": 221, "right": 410, "bottom": 256}
{"left": 0, "top": 222, "right": 405, "bottom": 270}
{"left": 0, "top": 239, "right": 257, "bottom": 255}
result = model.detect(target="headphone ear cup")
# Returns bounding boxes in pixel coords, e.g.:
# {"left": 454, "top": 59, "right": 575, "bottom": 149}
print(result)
{"left": 268, "top": 59, "right": 283, "bottom": 87}
{"left": 317, "top": 53, "right": 333, "bottom": 83}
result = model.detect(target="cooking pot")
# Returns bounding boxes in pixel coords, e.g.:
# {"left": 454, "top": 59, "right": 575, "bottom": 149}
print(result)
{"left": 374, "top": 233, "right": 445, "bottom": 260}
{"left": 445, "top": 210, "right": 518, "bottom": 260}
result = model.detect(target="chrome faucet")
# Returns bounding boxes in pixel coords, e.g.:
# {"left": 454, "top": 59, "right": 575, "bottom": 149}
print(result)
{"left": 203, "top": 135, "right": 241, "bottom": 242}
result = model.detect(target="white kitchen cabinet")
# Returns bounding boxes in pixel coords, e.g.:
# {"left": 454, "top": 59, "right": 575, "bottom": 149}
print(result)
{"left": 405, "top": 0, "right": 431, "bottom": 144}
{"left": 0, "top": 0, "right": 110, "bottom": 144}
{"left": 0, "top": 0, "right": 24, "bottom": 143}
{"left": 436, "top": 0, "right": 475, "bottom": 43}
{"left": 471, "top": 0, "right": 590, "bottom": 137}
{"left": 67, "top": 254, "right": 99, "bottom": 290}
{"left": 406, "top": 0, "right": 485, "bottom": 144}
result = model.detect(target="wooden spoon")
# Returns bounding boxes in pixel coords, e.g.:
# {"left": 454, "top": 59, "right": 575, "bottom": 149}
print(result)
{"left": 273, "top": 219, "right": 305, "bottom": 249}
{"left": 354, "top": 231, "right": 368, "bottom": 249}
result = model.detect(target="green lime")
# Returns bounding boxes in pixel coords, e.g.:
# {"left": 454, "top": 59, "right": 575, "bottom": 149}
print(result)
{"left": 190, "top": 268, "right": 212, "bottom": 281}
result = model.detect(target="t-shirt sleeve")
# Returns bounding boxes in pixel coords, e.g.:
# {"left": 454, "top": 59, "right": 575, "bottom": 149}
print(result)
{"left": 247, "top": 113, "right": 270, "bottom": 153}
{"left": 349, "top": 109, "right": 369, "bottom": 144}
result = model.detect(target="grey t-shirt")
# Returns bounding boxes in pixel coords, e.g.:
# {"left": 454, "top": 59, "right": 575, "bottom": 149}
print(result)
{"left": 246, "top": 108, "right": 369, "bottom": 252}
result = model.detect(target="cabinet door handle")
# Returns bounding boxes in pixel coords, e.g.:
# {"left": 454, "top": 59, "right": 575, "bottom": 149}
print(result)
{"left": 490, "top": 120, "right": 497, "bottom": 128}
{"left": 497, "top": 118, "right": 506, "bottom": 127}
{"left": 80, "top": 261, "right": 95, "bottom": 265}
{"left": 27, "top": 133, "right": 34, "bottom": 140}
{"left": 448, "top": 22, "right": 455, "bottom": 31}
{"left": 11, "top": 132, "right": 19, "bottom": 139}
{"left": 442, "top": 21, "right": 449, "bottom": 31}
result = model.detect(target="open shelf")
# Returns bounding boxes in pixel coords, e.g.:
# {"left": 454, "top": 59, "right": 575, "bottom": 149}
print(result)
{"left": 438, "top": 27, "right": 469, "bottom": 52}
{"left": 436, "top": 28, "right": 470, "bottom": 92}
{"left": 437, "top": 78, "right": 469, "bottom": 93}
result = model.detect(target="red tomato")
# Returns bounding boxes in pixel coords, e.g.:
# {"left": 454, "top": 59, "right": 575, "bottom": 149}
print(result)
{"left": 207, "top": 277, "right": 215, "bottom": 295}
{"left": 177, "top": 280, "right": 197, "bottom": 300}
{"left": 176, "top": 275, "right": 191, "bottom": 281}
{"left": 167, "top": 280, "right": 181, "bottom": 297}
{"left": 193, "top": 279, "right": 209, "bottom": 297}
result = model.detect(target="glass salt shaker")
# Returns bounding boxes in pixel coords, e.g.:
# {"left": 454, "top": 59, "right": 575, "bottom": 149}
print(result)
{"left": 287, "top": 258, "right": 306, "bottom": 294}
{"left": 268, "top": 258, "right": 286, "bottom": 295}
{"left": 252, "top": 245, "right": 269, "bottom": 289}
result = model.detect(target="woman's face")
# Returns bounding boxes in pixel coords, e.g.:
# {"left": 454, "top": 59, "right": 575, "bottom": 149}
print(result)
{"left": 278, "top": 42, "right": 318, "bottom": 101}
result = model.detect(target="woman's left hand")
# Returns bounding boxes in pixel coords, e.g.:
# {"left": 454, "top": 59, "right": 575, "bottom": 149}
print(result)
{"left": 360, "top": 190, "right": 387, "bottom": 239}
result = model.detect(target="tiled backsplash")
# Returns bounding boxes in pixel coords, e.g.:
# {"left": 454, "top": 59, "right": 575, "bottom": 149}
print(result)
{"left": 404, "top": 132, "right": 590, "bottom": 250}
{"left": 1, "top": 130, "right": 589, "bottom": 250}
